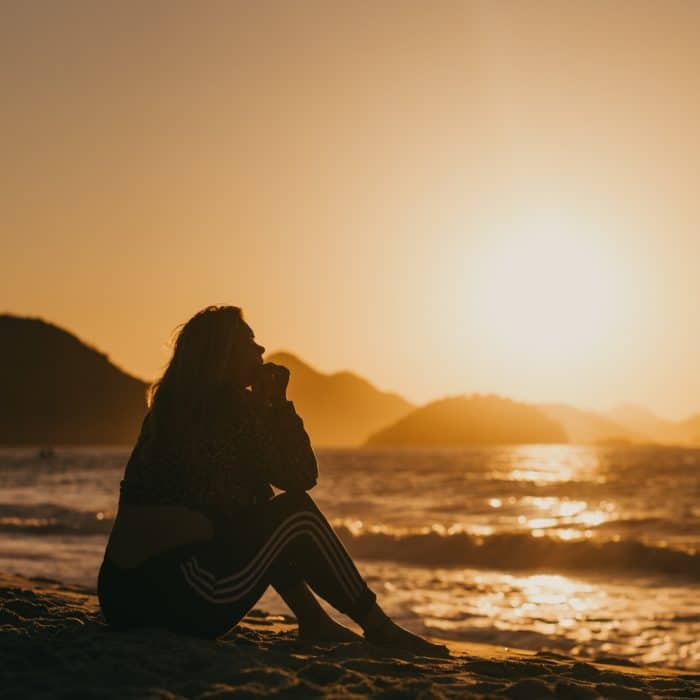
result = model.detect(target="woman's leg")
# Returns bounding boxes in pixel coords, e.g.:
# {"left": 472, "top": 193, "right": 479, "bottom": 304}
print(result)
{"left": 257, "top": 494, "right": 449, "bottom": 655}
{"left": 179, "top": 491, "right": 378, "bottom": 628}
{"left": 144, "top": 491, "right": 448, "bottom": 654}
{"left": 273, "top": 579, "right": 362, "bottom": 642}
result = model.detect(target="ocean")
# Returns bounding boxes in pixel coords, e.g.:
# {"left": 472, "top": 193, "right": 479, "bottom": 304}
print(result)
{"left": 1, "top": 444, "right": 698, "bottom": 669}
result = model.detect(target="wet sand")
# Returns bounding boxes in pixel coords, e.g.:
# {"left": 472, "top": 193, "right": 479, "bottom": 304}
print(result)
{"left": 1, "top": 571, "right": 697, "bottom": 699}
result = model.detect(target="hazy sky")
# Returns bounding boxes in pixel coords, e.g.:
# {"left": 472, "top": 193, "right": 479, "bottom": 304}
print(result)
{"left": 3, "top": 1, "right": 700, "bottom": 419}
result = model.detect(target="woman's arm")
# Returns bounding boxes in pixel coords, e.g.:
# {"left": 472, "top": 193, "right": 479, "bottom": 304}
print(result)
{"left": 244, "top": 398, "right": 318, "bottom": 491}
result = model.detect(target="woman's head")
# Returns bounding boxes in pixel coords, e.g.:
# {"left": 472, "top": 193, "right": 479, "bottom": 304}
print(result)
{"left": 146, "top": 305, "right": 265, "bottom": 423}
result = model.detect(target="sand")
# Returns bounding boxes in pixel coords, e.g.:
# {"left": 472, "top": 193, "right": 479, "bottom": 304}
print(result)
{"left": 0, "top": 571, "right": 698, "bottom": 699}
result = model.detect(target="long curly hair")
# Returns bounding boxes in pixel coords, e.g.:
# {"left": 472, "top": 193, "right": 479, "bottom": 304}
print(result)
{"left": 143, "top": 305, "right": 248, "bottom": 460}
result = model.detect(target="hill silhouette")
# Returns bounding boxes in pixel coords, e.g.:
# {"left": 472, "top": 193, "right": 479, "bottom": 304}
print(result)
{"left": 4, "top": 313, "right": 699, "bottom": 448}
{"left": 678, "top": 414, "right": 700, "bottom": 445}
{"left": 607, "top": 404, "right": 700, "bottom": 445}
{"left": 0, "top": 315, "right": 413, "bottom": 447}
{"left": 538, "top": 403, "right": 644, "bottom": 444}
{"left": 0, "top": 314, "right": 148, "bottom": 445}
{"left": 365, "top": 394, "right": 568, "bottom": 446}
{"left": 265, "top": 351, "right": 414, "bottom": 446}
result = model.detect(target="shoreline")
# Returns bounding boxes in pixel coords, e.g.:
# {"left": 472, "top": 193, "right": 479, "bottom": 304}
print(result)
{"left": 1, "top": 571, "right": 698, "bottom": 699}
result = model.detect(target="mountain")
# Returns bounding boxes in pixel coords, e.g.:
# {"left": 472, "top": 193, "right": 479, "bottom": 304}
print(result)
{"left": 365, "top": 394, "right": 568, "bottom": 447}
{"left": 606, "top": 404, "right": 693, "bottom": 445}
{"left": 678, "top": 414, "right": 700, "bottom": 446}
{"left": 265, "top": 351, "right": 414, "bottom": 446}
{"left": 0, "top": 314, "right": 148, "bottom": 445}
{"left": 0, "top": 316, "right": 413, "bottom": 447}
{"left": 4, "top": 313, "right": 697, "bottom": 449}
{"left": 538, "top": 403, "right": 645, "bottom": 445}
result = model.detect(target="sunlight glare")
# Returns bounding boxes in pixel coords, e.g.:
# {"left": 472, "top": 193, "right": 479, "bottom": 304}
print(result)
{"left": 466, "top": 205, "right": 627, "bottom": 371}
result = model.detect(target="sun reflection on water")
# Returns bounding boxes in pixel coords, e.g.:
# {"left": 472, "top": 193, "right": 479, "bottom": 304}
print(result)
{"left": 501, "top": 445, "right": 601, "bottom": 484}
{"left": 304, "top": 444, "right": 699, "bottom": 668}
{"left": 413, "top": 569, "right": 605, "bottom": 634}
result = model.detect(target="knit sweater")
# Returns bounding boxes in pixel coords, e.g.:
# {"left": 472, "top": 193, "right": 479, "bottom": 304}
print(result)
{"left": 118, "top": 387, "right": 318, "bottom": 524}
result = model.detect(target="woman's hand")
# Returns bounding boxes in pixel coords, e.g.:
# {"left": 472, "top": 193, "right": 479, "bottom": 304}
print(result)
{"left": 250, "top": 362, "right": 290, "bottom": 405}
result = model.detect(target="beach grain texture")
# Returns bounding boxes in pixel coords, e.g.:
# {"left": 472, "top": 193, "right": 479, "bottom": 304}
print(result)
{"left": 0, "top": 572, "right": 697, "bottom": 699}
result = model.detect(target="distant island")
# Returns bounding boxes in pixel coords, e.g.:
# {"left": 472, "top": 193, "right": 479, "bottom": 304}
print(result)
{"left": 606, "top": 403, "right": 700, "bottom": 446}
{"left": 365, "top": 395, "right": 568, "bottom": 446}
{"left": 537, "top": 403, "right": 643, "bottom": 445}
{"left": 2, "top": 312, "right": 700, "bottom": 447}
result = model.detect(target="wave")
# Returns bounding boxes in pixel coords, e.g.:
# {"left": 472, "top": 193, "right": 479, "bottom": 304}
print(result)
{"left": 591, "top": 516, "right": 700, "bottom": 535}
{"left": 3, "top": 501, "right": 698, "bottom": 580}
{"left": 335, "top": 526, "right": 700, "bottom": 580}
{"left": 0, "top": 503, "right": 113, "bottom": 535}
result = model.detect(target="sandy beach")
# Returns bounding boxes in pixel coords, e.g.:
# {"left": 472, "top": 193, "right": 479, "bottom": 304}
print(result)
{"left": 1, "top": 572, "right": 697, "bottom": 699}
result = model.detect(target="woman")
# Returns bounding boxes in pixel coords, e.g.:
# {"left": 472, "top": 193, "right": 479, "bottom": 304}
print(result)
{"left": 98, "top": 305, "right": 447, "bottom": 656}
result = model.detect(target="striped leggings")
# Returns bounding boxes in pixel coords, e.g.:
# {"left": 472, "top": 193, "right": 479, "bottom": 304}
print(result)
{"left": 98, "top": 491, "right": 377, "bottom": 639}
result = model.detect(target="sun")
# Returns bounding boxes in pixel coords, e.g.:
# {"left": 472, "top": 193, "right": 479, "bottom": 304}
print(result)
{"left": 465, "top": 207, "right": 627, "bottom": 372}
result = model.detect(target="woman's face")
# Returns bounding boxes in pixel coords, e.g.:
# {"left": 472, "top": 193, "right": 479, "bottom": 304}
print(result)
{"left": 230, "top": 322, "right": 265, "bottom": 388}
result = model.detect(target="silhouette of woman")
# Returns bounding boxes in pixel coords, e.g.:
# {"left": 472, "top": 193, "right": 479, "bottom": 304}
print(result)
{"left": 98, "top": 305, "right": 447, "bottom": 655}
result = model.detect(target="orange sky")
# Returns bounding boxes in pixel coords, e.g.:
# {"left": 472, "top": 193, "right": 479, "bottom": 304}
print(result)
{"left": 3, "top": 1, "right": 700, "bottom": 419}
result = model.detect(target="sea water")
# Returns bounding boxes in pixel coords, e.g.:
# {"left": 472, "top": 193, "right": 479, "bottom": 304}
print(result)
{"left": 1, "top": 444, "right": 698, "bottom": 669}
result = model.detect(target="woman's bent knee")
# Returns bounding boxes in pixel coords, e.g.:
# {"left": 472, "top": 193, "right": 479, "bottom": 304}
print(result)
{"left": 274, "top": 490, "right": 317, "bottom": 513}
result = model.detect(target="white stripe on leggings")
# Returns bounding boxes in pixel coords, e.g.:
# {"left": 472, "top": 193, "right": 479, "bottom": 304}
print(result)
{"left": 192, "top": 511, "right": 346, "bottom": 587}
{"left": 180, "top": 521, "right": 361, "bottom": 604}
{"left": 187, "top": 516, "right": 362, "bottom": 601}
{"left": 190, "top": 510, "right": 362, "bottom": 597}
